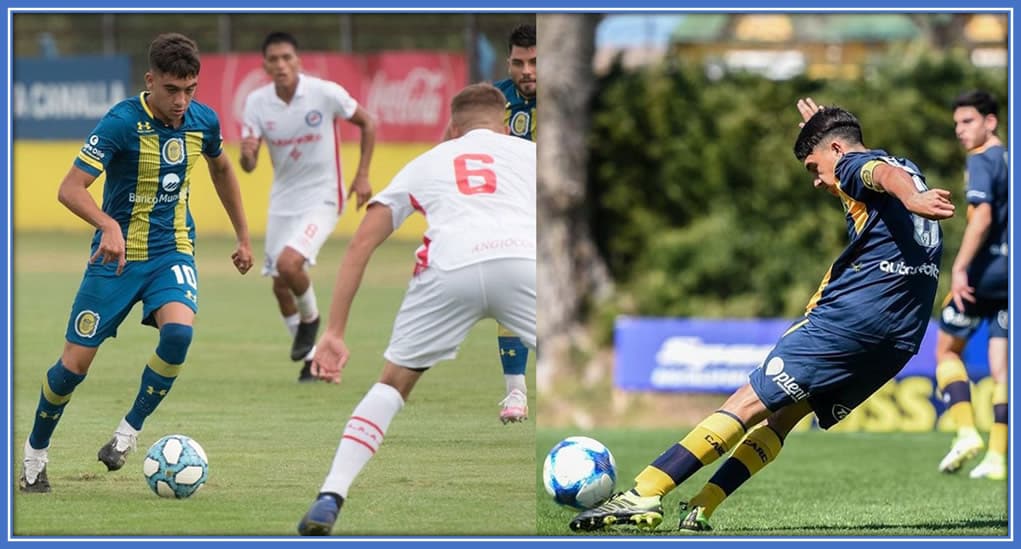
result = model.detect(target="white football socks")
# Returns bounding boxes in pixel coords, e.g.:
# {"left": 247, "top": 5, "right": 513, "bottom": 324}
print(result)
{"left": 296, "top": 286, "right": 319, "bottom": 323}
{"left": 320, "top": 383, "right": 405, "bottom": 498}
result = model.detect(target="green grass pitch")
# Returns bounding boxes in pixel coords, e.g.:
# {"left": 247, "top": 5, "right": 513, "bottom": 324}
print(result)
{"left": 12, "top": 231, "right": 535, "bottom": 536}
{"left": 537, "top": 428, "right": 1009, "bottom": 537}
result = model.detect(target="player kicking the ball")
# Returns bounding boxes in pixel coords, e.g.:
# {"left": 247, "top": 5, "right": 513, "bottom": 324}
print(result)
{"left": 569, "top": 99, "right": 954, "bottom": 532}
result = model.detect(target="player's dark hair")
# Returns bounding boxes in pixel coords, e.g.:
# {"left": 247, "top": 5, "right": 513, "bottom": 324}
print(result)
{"left": 262, "top": 31, "right": 298, "bottom": 56}
{"left": 149, "top": 33, "right": 200, "bottom": 78}
{"left": 794, "top": 107, "right": 864, "bottom": 161}
{"left": 953, "top": 90, "right": 998, "bottom": 117}
{"left": 508, "top": 23, "right": 536, "bottom": 52}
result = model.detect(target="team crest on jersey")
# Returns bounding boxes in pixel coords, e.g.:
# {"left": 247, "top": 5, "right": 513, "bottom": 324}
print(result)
{"left": 75, "top": 310, "right": 100, "bottom": 338}
{"left": 832, "top": 404, "right": 852, "bottom": 422}
{"left": 305, "top": 110, "right": 323, "bottom": 127}
{"left": 998, "top": 310, "right": 1009, "bottom": 330}
{"left": 510, "top": 111, "right": 530, "bottom": 136}
{"left": 162, "top": 138, "right": 185, "bottom": 165}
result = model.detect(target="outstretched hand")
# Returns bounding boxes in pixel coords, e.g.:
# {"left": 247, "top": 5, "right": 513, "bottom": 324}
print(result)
{"left": 904, "top": 188, "right": 955, "bottom": 221}
{"left": 796, "top": 97, "right": 822, "bottom": 127}
{"left": 311, "top": 331, "right": 349, "bottom": 384}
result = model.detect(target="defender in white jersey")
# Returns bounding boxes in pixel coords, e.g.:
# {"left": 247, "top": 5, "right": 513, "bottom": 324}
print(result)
{"left": 239, "top": 32, "right": 377, "bottom": 382}
{"left": 297, "top": 83, "right": 536, "bottom": 535}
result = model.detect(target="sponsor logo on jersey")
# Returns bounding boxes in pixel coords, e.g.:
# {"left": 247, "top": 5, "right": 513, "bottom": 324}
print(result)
{"left": 137, "top": 121, "right": 152, "bottom": 133}
{"left": 510, "top": 111, "right": 530, "bottom": 136}
{"left": 878, "top": 260, "right": 939, "bottom": 279}
{"left": 832, "top": 404, "right": 852, "bottom": 422}
{"left": 941, "top": 305, "right": 979, "bottom": 329}
{"left": 764, "top": 356, "right": 809, "bottom": 401}
{"left": 75, "top": 310, "right": 100, "bottom": 338}
{"left": 129, "top": 193, "right": 180, "bottom": 205}
{"left": 162, "top": 137, "right": 185, "bottom": 165}
{"left": 305, "top": 110, "right": 323, "bottom": 127}
{"left": 162, "top": 173, "right": 182, "bottom": 193}
{"left": 81, "top": 134, "right": 106, "bottom": 161}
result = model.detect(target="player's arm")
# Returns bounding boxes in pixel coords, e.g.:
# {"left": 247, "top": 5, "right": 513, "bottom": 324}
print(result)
{"left": 57, "top": 165, "right": 126, "bottom": 275}
{"left": 346, "top": 106, "right": 377, "bottom": 210}
{"left": 312, "top": 203, "right": 394, "bottom": 384}
{"left": 204, "top": 152, "right": 254, "bottom": 274}
{"left": 870, "top": 163, "right": 955, "bottom": 220}
{"left": 239, "top": 133, "right": 261, "bottom": 173}
{"left": 949, "top": 203, "right": 992, "bottom": 308}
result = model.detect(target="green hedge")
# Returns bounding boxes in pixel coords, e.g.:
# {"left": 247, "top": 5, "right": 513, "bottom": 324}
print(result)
{"left": 587, "top": 46, "right": 1007, "bottom": 329}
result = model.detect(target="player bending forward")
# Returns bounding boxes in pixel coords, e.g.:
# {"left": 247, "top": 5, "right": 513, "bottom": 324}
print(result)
{"left": 296, "top": 82, "right": 536, "bottom": 535}
{"left": 569, "top": 99, "right": 954, "bottom": 532}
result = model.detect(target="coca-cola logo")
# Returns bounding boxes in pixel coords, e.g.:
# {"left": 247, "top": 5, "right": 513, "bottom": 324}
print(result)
{"left": 365, "top": 68, "right": 445, "bottom": 126}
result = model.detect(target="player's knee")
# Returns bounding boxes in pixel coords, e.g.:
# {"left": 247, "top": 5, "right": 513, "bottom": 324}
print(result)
{"left": 156, "top": 323, "right": 194, "bottom": 365}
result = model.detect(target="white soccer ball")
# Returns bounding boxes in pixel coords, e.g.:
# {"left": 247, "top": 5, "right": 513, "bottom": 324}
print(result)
{"left": 142, "top": 434, "right": 209, "bottom": 499}
{"left": 543, "top": 436, "right": 616, "bottom": 509}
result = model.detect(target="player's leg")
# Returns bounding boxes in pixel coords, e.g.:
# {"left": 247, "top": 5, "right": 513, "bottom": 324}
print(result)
{"left": 935, "top": 296, "right": 983, "bottom": 473}
{"left": 20, "top": 342, "right": 98, "bottom": 493}
{"left": 971, "top": 309, "right": 1008, "bottom": 480}
{"left": 679, "top": 401, "right": 811, "bottom": 531}
{"left": 298, "top": 362, "right": 423, "bottom": 536}
{"left": 23, "top": 266, "right": 138, "bottom": 491}
{"left": 99, "top": 255, "right": 199, "bottom": 471}
{"left": 570, "top": 384, "right": 768, "bottom": 531}
{"left": 278, "top": 209, "right": 338, "bottom": 364}
{"left": 99, "top": 301, "right": 196, "bottom": 471}
{"left": 298, "top": 265, "right": 483, "bottom": 536}
{"left": 497, "top": 324, "right": 529, "bottom": 423}
{"left": 488, "top": 258, "right": 537, "bottom": 424}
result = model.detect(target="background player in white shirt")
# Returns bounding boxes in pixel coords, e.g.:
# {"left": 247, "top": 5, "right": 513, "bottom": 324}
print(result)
{"left": 296, "top": 83, "right": 536, "bottom": 535}
{"left": 240, "top": 32, "right": 377, "bottom": 381}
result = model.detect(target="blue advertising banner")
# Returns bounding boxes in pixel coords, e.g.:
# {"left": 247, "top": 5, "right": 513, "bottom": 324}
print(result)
{"left": 615, "top": 316, "right": 991, "bottom": 393}
{"left": 13, "top": 55, "right": 132, "bottom": 139}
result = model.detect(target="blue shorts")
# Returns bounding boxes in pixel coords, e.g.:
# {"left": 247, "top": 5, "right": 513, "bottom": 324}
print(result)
{"left": 749, "top": 320, "right": 914, "bottom": 430}
{"left": 938, "top": 293, "right": 1008, "bottom": 340}
{"left": 65, "top": 252, "right": 199, "bottom": 347}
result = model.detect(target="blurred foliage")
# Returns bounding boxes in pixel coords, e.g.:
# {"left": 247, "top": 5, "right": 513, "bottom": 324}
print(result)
{"left": 587, "top": 45, "right": 1007, "bottom": 332}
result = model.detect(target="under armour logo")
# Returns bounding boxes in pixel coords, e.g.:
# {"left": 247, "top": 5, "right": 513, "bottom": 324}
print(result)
{"left": 39, "top": 411, "right": 61, "bottom": 420}
{"left": 145, "top": 385, "right": 168, "bottom": 397}
{"left": 500, "top": 349, "right": 517, "bottom": 357}
{"left": 137, "top": 121, "right": 152, "bottom": 132}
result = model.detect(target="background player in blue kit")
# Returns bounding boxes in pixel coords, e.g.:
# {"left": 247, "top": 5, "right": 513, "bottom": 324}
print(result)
{"left": 934, "top": 90, "right": 1009, "bottom": 480}
{"left": 492, "top": 23, "right": 536, "bottom": 423}
{"left": 569, "top": 99, "right": 955, "bottom": 533}
{"left": 19, "top": 33, "right": 253, "bottom": 492}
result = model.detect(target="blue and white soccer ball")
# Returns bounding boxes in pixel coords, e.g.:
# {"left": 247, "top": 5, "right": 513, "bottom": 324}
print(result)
{"left": 142, "top": 434, "right": 209, "bottom": 499}
{"left": 542, "top": 436, "right": 616, "bottom": 509}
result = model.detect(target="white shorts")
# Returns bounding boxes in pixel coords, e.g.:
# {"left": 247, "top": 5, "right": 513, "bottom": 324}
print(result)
{"left": 262, "top": 206, "right": 340, "bottom": 277}
{"left": 384, "top": 258, "right": 536, "bottom": 369}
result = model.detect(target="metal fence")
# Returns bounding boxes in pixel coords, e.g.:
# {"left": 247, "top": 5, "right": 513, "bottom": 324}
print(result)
{"left": 13, "top": 12, "right": 534, "bottom": 82}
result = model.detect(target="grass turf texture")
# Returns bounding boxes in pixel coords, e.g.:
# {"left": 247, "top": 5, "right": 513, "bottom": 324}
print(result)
{"left": 13, "top": 231, "right": 535, "bottom": 536}
{"left": 537, "top": 428, "right": 1008, "bottom": 537}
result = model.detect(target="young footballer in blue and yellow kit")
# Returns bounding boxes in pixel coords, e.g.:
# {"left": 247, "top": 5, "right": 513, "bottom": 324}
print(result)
{"left": 569, "top": 100, "right": 956, "bottom": 532}
{"left": 935, "top": 90, "right": 1009, "bottom": 480}
{"left": 19, "top": 33, "right": 253, "bottom": 493}
{"left": 492, "top": 23, "right": 536, "bottom": 423}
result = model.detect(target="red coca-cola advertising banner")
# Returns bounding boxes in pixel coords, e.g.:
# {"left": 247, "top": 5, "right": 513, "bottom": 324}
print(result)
{"left": 198, "top": 52, "right": 467, "bottom": 143}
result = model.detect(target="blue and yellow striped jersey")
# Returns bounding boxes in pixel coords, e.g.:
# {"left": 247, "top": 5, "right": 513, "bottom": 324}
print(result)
{"left": 495, "top": 78, "right": 535, "bottom": 142}
{"left": 805, "top": 150, "right": 944, "bottom": 354}
{"left": 74, "top": 92, "right": 223, "bottom": 262}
